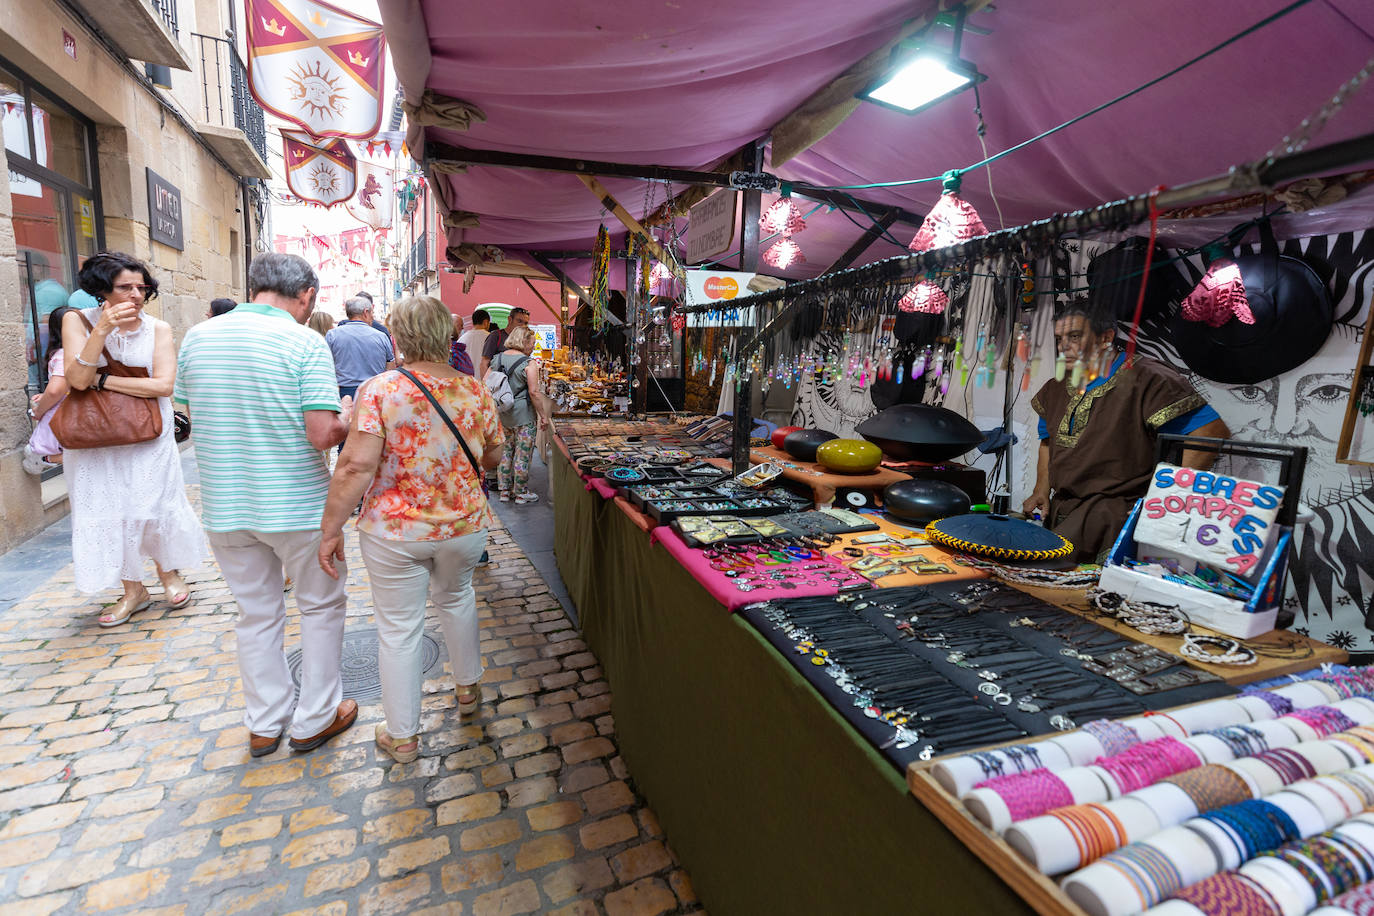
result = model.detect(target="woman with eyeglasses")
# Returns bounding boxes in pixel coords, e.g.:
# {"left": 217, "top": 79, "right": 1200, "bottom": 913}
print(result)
{"left": 61, "top": 251, "right": 206, "bottom": 627}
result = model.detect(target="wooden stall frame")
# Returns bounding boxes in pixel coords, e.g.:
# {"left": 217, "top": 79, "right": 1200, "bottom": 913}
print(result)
{"left": 1337, "top": 301, "right": 1374, "bottom": 466}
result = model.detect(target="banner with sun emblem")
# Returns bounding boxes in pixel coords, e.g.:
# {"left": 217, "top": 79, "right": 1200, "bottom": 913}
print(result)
{"left": 246, "top": 0, "right": 386, "bottom": 139}
{"left": 283, "top": 131, "right": 356, "bottom": 207}
{"left": 346, "top": 160, "right": 393, "bottom": 230}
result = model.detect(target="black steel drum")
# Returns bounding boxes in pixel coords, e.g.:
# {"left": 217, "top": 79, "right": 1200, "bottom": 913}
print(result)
{"left": 782, "top": 428, "right": 838, "bottom": 462}
{"left": 882, "top": 479, "right": 970, "bottom": 525}
{"left": 856, "top": 404, "right": 984, "bottom": 463}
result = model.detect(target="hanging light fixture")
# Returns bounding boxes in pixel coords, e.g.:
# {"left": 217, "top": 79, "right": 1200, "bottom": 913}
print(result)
{"left": 1180, "top": 254, "right": 1254, "bottom": 328}
{"left": 859, "top": 7, "right": 986, "bottom": 115}
{"left": 763, "top": 238, "right": 805, "bottom": 270}
{"left": 909, "top": 171, "right": 987, "bottom": 252}
{"left": 759, "top": 196, "right": 808, "bottom": 236}
{"left": 897, "top": 278, "right": 948, "bottom": 314}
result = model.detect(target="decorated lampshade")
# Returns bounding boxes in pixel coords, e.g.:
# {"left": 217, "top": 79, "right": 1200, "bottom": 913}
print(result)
{"left": 815, "top": 439, "right": 882, "bottom": 474}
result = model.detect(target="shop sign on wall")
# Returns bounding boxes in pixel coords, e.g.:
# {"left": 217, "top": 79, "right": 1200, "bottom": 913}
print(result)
{"left": 686, "top": 190, "right": 736, "bottom": 263}
{"left": 146, "top": 168, "right": 184, "bottom": 250}
{"left": 1136, "top": 463, "right": 1285, "bottom": 576}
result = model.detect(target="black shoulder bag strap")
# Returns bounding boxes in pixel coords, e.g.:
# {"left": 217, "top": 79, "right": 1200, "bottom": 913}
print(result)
{"left": 397, "top": 369, "right": 484, "bottom": 485}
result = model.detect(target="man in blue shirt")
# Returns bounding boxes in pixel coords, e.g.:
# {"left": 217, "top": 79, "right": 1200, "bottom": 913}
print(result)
{"left": 1026, "top": 303, "right": 1229, "bottom": 561}
{"left": 326, "top": 296, "right": 396, "bottom": 400}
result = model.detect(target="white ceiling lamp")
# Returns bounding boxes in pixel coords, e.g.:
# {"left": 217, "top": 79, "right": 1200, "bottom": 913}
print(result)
{"left": 859, "top": 8, "right": 986, "bottom": 115}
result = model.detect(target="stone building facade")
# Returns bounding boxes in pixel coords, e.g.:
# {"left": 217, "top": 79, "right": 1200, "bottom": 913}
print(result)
{"left": 0, "top": 0, "right": 270, "bottom": 553}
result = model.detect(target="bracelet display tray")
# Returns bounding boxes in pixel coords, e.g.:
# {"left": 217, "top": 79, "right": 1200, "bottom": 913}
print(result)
{"left": 739, "top": 580, "right": 1233, "bottom": 772}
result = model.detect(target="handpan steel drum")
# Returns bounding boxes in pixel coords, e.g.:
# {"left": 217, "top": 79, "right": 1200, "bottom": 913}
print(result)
{"left": 815, "top": 439, "right": 882, "bottom": 474}
{"left": 856, "top": 404, "right": 984, "bottom": 463}
{"left": 882, "top": 479, "right": 970, "bottom": 525}
{"left": 924, "top": 513, "right": 1073, "bottom": 562}
{"left": 771, "top": 425, "right": 803, "bottom": 451}
{"left": 783, "top": 428, "right": 839, "bottom": 463}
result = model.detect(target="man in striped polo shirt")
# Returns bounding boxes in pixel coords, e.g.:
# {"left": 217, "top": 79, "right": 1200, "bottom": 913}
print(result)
{"left": 175, "top": 253, "right": 358, "bottom": 758}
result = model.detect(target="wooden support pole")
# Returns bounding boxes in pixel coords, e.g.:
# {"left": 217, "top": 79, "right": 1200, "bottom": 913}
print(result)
{"left": 526, "top": 252, "right": 624, "bottom": 327}
{"left": 573, "top": 174, "right": 686, "bottom": 280}
{"left": 731, "top": 142, "right": 765, "bottom": 472}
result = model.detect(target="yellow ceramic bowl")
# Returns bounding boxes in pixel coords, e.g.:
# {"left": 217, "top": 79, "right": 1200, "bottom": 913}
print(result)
{"left": 815, "top": 438, "right": 882, "bottom": 474}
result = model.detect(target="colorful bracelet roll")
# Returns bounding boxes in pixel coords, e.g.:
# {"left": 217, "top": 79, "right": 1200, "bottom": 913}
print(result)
{"left": 1285, "top": 706, "right": 1358, "bottom": 737}
{"left": 1241, "top": 689, "right": 1295, "bottom": 716}
{"left": 1171, "top": 871, "right": 1283, "bottom": 916}
{"left": 1096, "top": 737, "right": 1203, "bottom": 794}
{"left": 1333, "top": 770, "right": 1374, "bottom": 807}
{"left": 1199, "top": 724, "right": 1270, "bottom": 758}
{"left": 1051, "top": 802, "right": 1127, "bottom": 865}
{"left": 1332, "top": 879, "right": 1374, "bottom": 916}
{"left": 1195, "top": 800, "right": 1301, "bottom": 862}
{"left": 1253, "top": 747, "right": 1318, "bottom": 785}
{"left": 1084, "top": 718, "right": 1142, "bottom": 757}
{"left": 1162, "top": 764, "right": 1254, "bottom": 814}
{"left": 1331, "top": 730, "right": 1374, "bottom": 764}
{"left": 1098, "top": 841, "right": 1187, "bottom": 909}
{"left": 1259, "top": 832, "right": 1374, "bottom": 903}
{"left": 971, "top": 767, "right": 1073, "bottom": 822}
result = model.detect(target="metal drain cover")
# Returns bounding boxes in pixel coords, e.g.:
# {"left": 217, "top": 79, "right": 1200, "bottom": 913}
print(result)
{"left": 287, "top": 626, "right": 444, "bottom": 702}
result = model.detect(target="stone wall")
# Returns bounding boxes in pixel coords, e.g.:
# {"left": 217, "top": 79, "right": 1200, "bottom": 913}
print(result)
{"left": 0, "top": 0, "right": 256, "bottom": 554}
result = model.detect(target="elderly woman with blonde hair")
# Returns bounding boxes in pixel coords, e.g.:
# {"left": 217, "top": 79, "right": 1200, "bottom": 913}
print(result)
{"left": 318, "top": 295, "right": 505, "bottom": 763}
{"left": 307, "top": 310, "right": 335, "bottom": 337}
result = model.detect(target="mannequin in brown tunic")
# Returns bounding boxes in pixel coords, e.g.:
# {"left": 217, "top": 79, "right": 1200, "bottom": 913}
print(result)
{"left": 1025, "top": 309, "right": 1230, "bottom": 563}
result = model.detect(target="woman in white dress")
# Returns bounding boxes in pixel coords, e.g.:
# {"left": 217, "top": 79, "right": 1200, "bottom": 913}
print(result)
{"left": 62, "top": 252, "right": 206, "bottom": 626}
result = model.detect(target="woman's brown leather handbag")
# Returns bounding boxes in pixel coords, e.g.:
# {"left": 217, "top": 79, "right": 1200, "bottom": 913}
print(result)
{"left": 50, "top": 314, "right": 162, "bottom": 450}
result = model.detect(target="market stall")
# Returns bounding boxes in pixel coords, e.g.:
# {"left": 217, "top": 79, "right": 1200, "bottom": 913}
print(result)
{"left": 549, "top": 417, "right": 1347, "bottom": 915}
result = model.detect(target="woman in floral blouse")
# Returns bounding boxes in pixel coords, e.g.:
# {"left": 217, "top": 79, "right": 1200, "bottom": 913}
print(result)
{"left": 319, "top": 295, "right": 505, "bottom": 763}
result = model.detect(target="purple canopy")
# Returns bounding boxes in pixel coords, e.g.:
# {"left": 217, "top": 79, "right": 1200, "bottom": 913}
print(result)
{"left": 378, "top": 0, "right": 1374, "bottom": 279}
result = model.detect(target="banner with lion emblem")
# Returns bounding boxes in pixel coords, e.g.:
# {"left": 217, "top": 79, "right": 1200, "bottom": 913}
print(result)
{"left": 346, "top": 160, "right": 393, "bottom": 229}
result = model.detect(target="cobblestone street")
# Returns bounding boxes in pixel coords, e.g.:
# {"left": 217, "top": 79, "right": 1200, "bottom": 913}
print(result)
{"left": 0, "top": 476, "right": 703, "bottom": 916}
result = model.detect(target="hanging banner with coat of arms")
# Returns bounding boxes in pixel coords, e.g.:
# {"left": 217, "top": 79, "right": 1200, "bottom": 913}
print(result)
{"left": 246, "top": 0, "right": 386, "bottom": 139}
{"left": 283, "top": 131, "right": 356, "bottom": 207}
{"left": 346, "top": 160, "right": 393, "bottom": 229}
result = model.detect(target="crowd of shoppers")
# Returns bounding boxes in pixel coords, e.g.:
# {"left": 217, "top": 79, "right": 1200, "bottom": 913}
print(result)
{"left": 32, "top": 249, "right": 555, "bottom": 760}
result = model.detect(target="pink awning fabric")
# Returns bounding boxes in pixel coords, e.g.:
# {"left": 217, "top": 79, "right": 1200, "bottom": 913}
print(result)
{"left": 379, "top": 0, "right": 1374, "bottom": 280}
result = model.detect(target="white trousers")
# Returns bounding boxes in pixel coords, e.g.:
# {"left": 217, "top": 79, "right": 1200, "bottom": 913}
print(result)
{"left": 359, "top": 529, "right": 487, "bottom": 738}
{"left": 207, "top": 528, "right": 347, "bottom": 740}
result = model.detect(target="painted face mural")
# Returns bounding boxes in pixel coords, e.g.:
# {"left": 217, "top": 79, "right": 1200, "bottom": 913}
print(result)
{"left": 1125, "top": 230, "right": 1374, "bottom": 649}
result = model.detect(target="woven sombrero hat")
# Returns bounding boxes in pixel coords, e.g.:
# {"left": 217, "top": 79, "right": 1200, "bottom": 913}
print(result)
{"left": 925, "top": 513, "right": 1073, "bottom": 562}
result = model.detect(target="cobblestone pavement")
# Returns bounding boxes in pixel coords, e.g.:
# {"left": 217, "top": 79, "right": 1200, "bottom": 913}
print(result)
{"left": 0, "top": 483, "right": 704, "bottom": 916}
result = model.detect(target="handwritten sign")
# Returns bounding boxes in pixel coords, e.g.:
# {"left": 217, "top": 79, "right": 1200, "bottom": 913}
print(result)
{"left": 686, "top": 190, "right": 736, "bottom": 264}
{"left": 1136, "top": 463, "right": 1284, "bottom": 577}
{"left": 146, "top": 168, "right": 184, "bottom": 250}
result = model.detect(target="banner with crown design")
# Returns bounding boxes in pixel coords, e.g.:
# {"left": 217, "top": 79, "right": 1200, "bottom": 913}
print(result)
{"left": 245, "top": 0, "right": 386, "bottom": 139}
{"left": 283, "top": 131, "right": 356, "bottom": 207}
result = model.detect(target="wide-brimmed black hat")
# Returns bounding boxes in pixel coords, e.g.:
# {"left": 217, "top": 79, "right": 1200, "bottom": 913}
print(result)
{"left": 1088, "top": 236, "right": 1190, "bottom": 325}
{"left": 1171, "top": 220, "right": 1333, "bottom": 385}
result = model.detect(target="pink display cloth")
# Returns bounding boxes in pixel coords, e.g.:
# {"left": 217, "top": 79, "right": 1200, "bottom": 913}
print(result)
{"left": 648, "top": 527, "right": 853, "bottom": 612}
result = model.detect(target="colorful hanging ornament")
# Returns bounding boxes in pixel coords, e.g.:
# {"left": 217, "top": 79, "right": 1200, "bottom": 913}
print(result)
{"left": 908, "top": 172, "right": 989, "bottom": 253}
{"left": 763, "top": 238, "right": 804, "bottom": 269}
{"left": 759, "top": 196, "right": 808, "bottom": 236}
{"left": 897, "top": 279, "right": 947, "bottom": 314}
{"left": 1181, "top": 259, "right": 1254, "bottom": 328}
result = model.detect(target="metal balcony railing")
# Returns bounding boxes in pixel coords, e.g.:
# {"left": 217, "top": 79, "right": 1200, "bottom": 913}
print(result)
{"left": 398, "top": 231, "right": 428, "bottom": 288}
{"left": 150, "top": 0, "right": 178, "bottom": 36}
{"left": 191, "top": 33, "right": 268, "bottom": 164}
